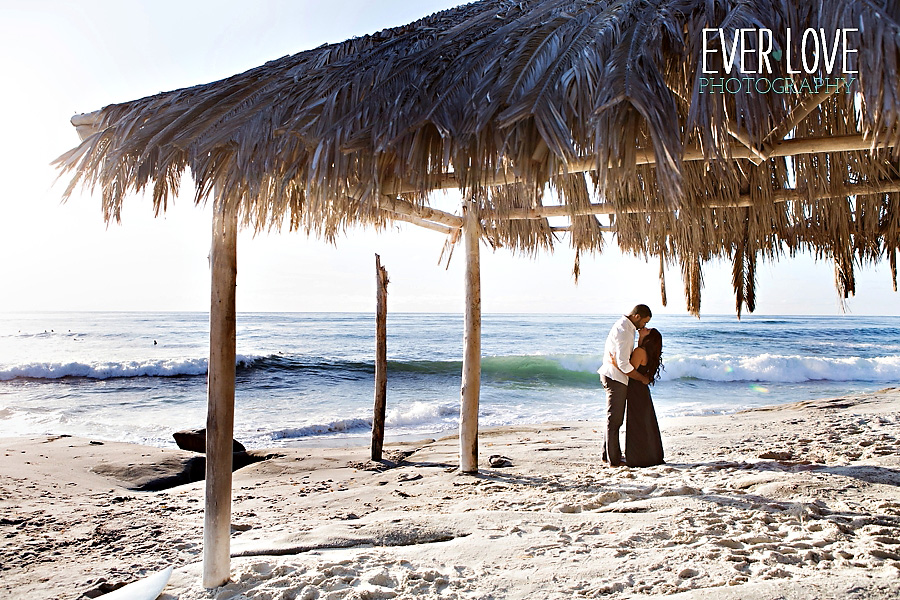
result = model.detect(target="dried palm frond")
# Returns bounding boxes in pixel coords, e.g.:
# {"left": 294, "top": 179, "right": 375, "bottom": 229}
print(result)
{"left": 659, "top": 251, "right": 668, "bottom": 307}
{"left": 682, "top": 253, "right": 703, "bottom": 317}
{"left": 890, "top": 248, "right": 898, "bottom": 292}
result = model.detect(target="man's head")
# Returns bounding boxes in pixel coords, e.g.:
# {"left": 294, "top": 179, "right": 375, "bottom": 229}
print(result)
{"left": 627, "top": 304, "right": 652, "bottom": 330}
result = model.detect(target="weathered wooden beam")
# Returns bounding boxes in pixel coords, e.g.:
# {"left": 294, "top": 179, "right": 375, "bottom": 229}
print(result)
{"left": 769, "top": 179, "right": 900, "bottom": 203}
{"left": 71, "top": 110, "right": 103, "bottom": 141}
{"left": 384, "top": 179, "right": 900, "bottom": 235}
{"left": 388, "top": 135, "right": 892, "bottom": 195}
{"left": 384, "top": 179, "right": 900, "bottom": 236}
{"left": 568, "top": 134, "right": 890, "bottom": 170}
{"left": 481, "top": 179, "right": 900, "bottom": 221}
{"left": 767, "top": 133, "right": 885, "bottom": 157}
{"left": 371, "top": 254, "right": 389, "bottom": 461}
{"left": 203, "top": 194, "right": 238, "bottom": 589}
{"left": 377, "top": 196, "right": 463, "bottom": 228}
{"left": 496, "top": 203, "right": 615, "bottom": 220}
{"left": 762, "top": 84, "right": 845, "bottom": 148}
{"left": 379, "top": 209, "right": 455, "bottom": 234}
{"left": 726, "top": 126, "right": 767, "bottom": 165}
{"left": 550, "top": 225, "right": 616, "bottom": 232}
{"left": 459, "top": 201, "right": 481, "bottom": 474}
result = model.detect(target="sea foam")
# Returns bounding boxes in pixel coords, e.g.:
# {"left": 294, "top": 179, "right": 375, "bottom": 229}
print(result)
{"left": 264, "top": 401, "right": 459, "bottom": 441}
{"left": 0, "top": 354, "right": 264, "bottom": 381}
{"left": 661, "top": 353, "right": 900, "bottom": 383}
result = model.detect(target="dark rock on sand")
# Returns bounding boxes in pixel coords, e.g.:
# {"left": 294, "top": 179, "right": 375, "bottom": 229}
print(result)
{"left": 81, "top": 578, "right": 127, "bottom": 598}
{"left": 489, "top": 455, "right": 513, "bottom": 468}
{"left": 173, "top": 428, "right": 246, "bottom": 454}
{"left": 758, "top": 450, "right": 794, "bottom": 461}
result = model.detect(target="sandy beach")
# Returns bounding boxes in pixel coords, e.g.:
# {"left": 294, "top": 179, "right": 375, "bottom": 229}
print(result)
{"left": 2, "top": 388, "right": 899, "bottom": 600}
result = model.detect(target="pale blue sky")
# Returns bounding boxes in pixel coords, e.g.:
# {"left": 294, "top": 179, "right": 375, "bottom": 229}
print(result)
{"left": 0, "top": 0, "right": 896, "bottom": 315}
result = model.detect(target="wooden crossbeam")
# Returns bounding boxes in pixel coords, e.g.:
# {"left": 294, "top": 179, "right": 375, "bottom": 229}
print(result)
{"left": 762, "top": 85, "right": 845, "bottom": 149}
{"left": 493, "top": 179, "right": 900, "bottom": 221}
{"left": 377, "top": 196, "right": 463, "bottom": 228}
{"left": 71, "top": 110, "right": 103, "bottom": 141}
{"left": 379, "top": 209, "right": 455, "bottom": 234}
{"left": 377, "top": 177, "right": 900, "bottom": 234}
{"left": 726, "top": 126, "right": 767, "bottom": 165}
{"left": 387, "top": 134, "right": 892, "bottom": 195}
{"left": 550, "top": 225, "right": 616, "bottom": 233}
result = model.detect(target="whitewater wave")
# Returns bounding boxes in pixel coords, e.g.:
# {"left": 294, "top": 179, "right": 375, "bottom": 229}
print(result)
{"left": 269, "top": 417, "right": 373, "bottom": 439}
{"left": 392, "top": 353, "right": 900, "bottom": 384}
{"left": 662, "top": 353, "right": 900, "bottom": 383}
{"left": 2, "top": 351, "right": 897, "bottom": 385}
{"left": 0, "top": 354, "right": 264, "bottom": 381}
{"left": 267, "top": 401, "right": 459, "bottom": 441}
{"left": 386, "top": 401, "right": 458, "bottom": 426}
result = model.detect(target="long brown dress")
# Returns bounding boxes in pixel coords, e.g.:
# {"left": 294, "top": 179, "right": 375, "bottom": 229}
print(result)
{"left": 624, "top": 365, "right": 665, "bottom": 467}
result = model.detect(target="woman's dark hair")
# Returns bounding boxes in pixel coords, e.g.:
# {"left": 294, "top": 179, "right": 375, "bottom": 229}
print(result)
{"left": 639, "top": 328, "right": 664, "bottom": 384}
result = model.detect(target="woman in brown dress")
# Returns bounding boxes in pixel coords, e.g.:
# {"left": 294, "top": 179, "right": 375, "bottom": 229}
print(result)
{"left": 623, "top": 327, "right": 665, "bottom": 467}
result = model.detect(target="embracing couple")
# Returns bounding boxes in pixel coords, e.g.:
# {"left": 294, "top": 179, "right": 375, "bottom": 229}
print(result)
{"left": 597, "top": 304, "right": 665, "bottom": 468}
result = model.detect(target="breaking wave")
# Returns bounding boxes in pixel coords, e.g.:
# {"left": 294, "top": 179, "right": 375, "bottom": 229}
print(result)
{"left": 2, "top": 352, "right": 897, "bottom": 385}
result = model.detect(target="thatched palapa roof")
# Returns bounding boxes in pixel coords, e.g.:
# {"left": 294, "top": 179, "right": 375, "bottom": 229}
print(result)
{"left": 57, "top": 0, "right": 900, "bottom": 315}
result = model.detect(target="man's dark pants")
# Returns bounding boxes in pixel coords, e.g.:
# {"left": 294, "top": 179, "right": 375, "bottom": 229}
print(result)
{"left": 601, "top": 375, "right": 627, "bottom": 466}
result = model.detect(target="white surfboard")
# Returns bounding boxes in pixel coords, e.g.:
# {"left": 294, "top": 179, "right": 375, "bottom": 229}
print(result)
{"left": 100, "top": 566, "right": 173, "bottom": 600}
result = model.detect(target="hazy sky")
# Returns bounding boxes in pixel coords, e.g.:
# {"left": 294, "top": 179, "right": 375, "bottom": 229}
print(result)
{"left": 0, "top": 0, "right": 897, "bottom": 315}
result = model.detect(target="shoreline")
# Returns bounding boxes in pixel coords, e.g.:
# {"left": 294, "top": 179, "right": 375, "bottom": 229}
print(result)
{"left": 2, "top": 388, "right": 899, "bottom": 599}
{"left": 5, "top": 385, "right": 887, "bottom": 452}
{"left": 5, "top": 312, "right": 897, "bottom": 452}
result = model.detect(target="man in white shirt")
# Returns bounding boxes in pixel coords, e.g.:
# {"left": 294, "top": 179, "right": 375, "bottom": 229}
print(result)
{"left": 597, "top": 304, "right": 652, "bottom": 466}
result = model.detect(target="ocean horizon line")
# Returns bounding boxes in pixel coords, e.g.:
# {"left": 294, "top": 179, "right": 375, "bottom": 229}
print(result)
{"left": 2, "top": 309, "right": 898, "bottom": 318}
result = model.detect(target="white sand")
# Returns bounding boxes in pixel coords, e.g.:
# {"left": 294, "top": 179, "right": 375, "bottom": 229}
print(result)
{"left": 2, "top": 389, "right": 899, "bottom": 599}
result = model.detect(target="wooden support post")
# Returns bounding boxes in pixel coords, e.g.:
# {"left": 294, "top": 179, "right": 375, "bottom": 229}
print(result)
{"left": 459, "top": 201, "right": 482, "bottom": 473}
{"left": 371, "top": 254, "right": 389, "bottom": 461}
{"left": 203, "top": 195, "right": 238, "bottom": 589}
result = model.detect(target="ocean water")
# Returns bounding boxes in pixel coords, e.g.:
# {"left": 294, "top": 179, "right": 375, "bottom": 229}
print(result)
{"left": 0, "top": 312, "right": 897, "bottom": 449}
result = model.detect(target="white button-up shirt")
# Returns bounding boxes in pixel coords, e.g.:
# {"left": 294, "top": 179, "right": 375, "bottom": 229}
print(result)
{"left": 597, "top": 315, "right": 636, "bottom": 385}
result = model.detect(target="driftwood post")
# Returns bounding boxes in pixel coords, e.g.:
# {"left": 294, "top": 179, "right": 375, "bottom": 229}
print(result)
{"left": 371, "top": 254, "right": 389, "bottom": 461}
{"left": 203, "top": 195, "right": 238, "bottom": 588}
{"left": 459, "top": 201, "right": 482, "bottom": 473}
